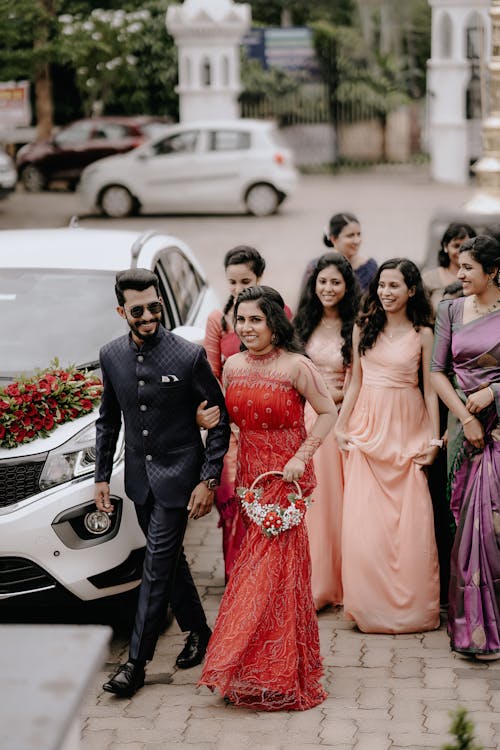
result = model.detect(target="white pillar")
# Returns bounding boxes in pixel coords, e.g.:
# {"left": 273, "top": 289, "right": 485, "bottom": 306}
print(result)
{"left": 427, "top": 0, "right": 491, "bottom": 184}
{"left": 166, "top": 0, "right": 251, "bottom": 123}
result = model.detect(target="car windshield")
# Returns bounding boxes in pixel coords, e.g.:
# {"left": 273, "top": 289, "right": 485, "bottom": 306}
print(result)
{"left": 0, "top": 269, "right": 126, "bottom": 378}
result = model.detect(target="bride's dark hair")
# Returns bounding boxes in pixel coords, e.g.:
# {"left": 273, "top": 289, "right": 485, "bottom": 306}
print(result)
{"left": 358, "top": 258, "right": 432, "bottom": 355}
{"left": 294, "top": 252, "right": 360, "bottom": 367}
{"left": 234, "top": 285, "right": 304, "bottom": 354}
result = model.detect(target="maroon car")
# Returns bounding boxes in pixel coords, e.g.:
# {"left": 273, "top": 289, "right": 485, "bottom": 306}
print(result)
{"left": 16, "top": 116, "right": 170, "bottom": 192}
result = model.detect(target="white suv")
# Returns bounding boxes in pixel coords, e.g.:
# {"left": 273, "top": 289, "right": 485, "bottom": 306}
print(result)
{"left": 79, "top": 119, "right": 298, "bottom": 218}
{"left": 0, "top": 226, "right": 218, "bottom": 605}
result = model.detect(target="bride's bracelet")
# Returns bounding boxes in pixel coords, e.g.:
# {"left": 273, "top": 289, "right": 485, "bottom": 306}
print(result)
{"left": 294, "top": 435, "right": 322, "bottom": 463}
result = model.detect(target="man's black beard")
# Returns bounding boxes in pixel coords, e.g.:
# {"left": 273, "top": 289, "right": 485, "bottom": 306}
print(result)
{"left": 130, "top": 319, "right": 161, "bottom": 341}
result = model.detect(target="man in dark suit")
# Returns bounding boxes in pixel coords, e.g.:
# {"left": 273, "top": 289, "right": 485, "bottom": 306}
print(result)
{"left": 94, "top": 268, "right": 230, "bottom": 697}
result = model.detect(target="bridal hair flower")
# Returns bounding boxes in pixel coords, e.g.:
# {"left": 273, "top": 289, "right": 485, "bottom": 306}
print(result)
{"left": 0, "top": 358, "right": 102, "bottom": 449}
{"left": 236, "top": 470, "right": 311, "bottom": 538}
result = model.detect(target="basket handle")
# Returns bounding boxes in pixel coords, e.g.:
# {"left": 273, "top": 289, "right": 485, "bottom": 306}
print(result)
{"left": 249, "top": 470, "right": 302, "bottom": 499}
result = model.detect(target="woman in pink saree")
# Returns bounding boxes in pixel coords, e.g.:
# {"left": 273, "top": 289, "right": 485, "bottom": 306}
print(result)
{"left": 431, "top": 235, "right": 500, "bottom": 660}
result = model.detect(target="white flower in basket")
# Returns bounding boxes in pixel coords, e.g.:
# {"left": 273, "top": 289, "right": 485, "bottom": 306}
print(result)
{"left": 236, "top": 470, "right": 311, "bottom": 538}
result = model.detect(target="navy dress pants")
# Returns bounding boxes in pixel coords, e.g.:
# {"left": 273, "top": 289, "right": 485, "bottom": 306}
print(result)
{"left": 129, "top": 493, "right": 208, "bottom": 662}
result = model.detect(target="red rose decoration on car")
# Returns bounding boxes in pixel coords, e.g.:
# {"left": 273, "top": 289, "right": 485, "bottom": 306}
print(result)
{"left": 0, "top": 358, "right": 102, "bottom": 450}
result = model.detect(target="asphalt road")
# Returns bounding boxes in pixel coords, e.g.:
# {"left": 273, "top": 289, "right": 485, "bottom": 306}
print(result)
{"left": 0, "top": 166, "right": 474, "bottom": 310}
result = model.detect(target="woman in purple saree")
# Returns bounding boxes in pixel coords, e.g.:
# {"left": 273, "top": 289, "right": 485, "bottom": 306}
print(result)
{"left": 431, "top": 235, "right": 500, "bottom": 660}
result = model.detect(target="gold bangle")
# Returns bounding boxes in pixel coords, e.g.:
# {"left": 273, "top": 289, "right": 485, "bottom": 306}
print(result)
{"left": 461, "top": 415, "right": 475, "bottom": 426}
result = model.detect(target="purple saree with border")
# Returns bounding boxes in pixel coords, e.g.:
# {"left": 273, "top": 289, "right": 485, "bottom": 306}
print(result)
{"left": 432, "top": 297, "right": 500, "bottom": 656}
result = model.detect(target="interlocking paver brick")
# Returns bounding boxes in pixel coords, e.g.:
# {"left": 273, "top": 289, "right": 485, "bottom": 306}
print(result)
{"left": 79, "top": 509, "right": 500, "bottom": 750}
{"left": 355, "top": 733, "right": 391, "bottom": 750}
{"left": 320, "top": 718, "right": 358, "bottom": 744}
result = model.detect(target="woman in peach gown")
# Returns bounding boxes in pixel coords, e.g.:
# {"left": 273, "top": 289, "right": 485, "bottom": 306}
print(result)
{"left": 294, "top": 253, "right": 360, "bottom": 610}
{"left": 335, "top": 259, "right": 441, "bottom": 633}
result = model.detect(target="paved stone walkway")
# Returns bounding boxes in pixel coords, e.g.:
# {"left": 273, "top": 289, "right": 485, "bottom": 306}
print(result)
{"left": 80, "top": 511, "right": 500, "bottom": 750}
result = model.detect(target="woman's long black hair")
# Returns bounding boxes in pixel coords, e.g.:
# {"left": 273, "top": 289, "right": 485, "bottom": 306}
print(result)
{"left": 358, "top": 258, "right": 433, "bottom": 355}
{"left": 234, "top": 285, "right": 304, "bottom": 354}
{"left": 294, "top": 253, "right": 360, "bottom": 367}
{"left": 221, "top": 245, "right": 266, "bottom": 332}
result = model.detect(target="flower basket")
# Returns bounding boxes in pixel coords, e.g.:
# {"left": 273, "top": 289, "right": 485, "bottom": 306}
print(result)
{"left": 0, "top": 359, "right": 102, "bottom": 449}
{"left": 236, "top": 470, "right": 311, "bottom": 538}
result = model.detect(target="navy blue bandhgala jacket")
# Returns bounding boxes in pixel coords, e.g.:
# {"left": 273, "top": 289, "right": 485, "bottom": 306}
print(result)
{"left": 95, "top": 325, "right": 230, "bottom": 507}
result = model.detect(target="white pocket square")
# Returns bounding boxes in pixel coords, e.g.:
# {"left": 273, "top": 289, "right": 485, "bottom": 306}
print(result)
{"left": 162, "top": 374, "right": 180, "bottom": 383}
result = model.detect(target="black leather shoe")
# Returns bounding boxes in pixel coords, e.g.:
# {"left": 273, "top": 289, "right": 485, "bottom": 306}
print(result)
{"left": 175, "top": 627, "right": 212, "bottom": 669}
{"left": 102, "top": 661, "right": 145, "bottom": 697}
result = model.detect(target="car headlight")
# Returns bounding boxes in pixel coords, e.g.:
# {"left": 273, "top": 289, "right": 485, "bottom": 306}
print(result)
{"left": 39, "top": 422, "right": 124, "bottom": 491}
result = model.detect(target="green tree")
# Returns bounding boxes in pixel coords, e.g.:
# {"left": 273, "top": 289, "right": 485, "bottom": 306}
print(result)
{"left": 0, "top": 0, "right": 178, "bottom": 135}
{"left": 239, "top": 0, "right": 356, "bottom": 27}
{"left": 57, "top": 1, "right": 177, "bottom": 117}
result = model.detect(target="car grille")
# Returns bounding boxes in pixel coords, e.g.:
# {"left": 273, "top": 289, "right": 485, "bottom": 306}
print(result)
{"left": 0, "top": 454, "right": 47, "bottom": 507}
{"left": 0, "top": 557, "right": 56, "bottom": 595}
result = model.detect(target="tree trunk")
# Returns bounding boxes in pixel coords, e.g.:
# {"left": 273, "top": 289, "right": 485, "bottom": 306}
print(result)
{"left": 34, "top": 0, "right": 55, "bottom": 141}
{"left": 34, "top": 62, "right": 53, "bottom": 140}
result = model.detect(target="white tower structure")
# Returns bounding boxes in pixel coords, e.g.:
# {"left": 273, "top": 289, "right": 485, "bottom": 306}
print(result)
{"left": 427, "top": 0, "right": 491, "bottom": 184}
{"left": 166, "top": 0, "right": 251, "bottom": 123}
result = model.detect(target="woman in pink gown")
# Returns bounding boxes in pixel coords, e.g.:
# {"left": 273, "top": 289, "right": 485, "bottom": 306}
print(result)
{"left": 335, "top": 259, "right": 441, "bottom": 634}
{"left": 200, "top": 286, "right": 336, "bottom": 710}
{"left": 294, "top": 253, "right": 360, "bottom": 610}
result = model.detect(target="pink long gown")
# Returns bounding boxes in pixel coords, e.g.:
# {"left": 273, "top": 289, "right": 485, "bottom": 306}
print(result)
{"left": 305, "top": 328, "right": 345, "bottom": 610}
{"left": 341, "top": 329, "right": 440, "bottom": 633}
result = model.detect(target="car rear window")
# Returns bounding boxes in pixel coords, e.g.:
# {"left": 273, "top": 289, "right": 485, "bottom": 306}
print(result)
{"left": 0, "top": 269, "right": 125, "bottom": 377}
{"left": 208, "top": 130, "right": 251, "bottom": 151}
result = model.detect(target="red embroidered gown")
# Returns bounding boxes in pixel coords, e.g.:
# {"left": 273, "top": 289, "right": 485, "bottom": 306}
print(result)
{"left": 199, "top": 351, "right": 327, "bottom": 711}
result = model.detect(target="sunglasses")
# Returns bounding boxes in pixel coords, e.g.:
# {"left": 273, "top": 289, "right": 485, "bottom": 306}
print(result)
{"left": 126, "top": 300, "right": 163, "bottom": 318}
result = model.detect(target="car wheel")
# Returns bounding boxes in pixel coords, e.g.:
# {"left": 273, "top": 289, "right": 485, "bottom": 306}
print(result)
{"left": 245, "top": 183, "right": 280, "bottom": 217}
{"left": 100, "top": 185, "right": 135, "bottom": 218}
{"left": 21, "top": 165, "right": 46, "bottom": 192}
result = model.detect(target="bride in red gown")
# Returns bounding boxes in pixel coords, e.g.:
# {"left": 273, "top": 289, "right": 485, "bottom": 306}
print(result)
{"left": 199, "top": 286, "right": 336, "bottom": 710}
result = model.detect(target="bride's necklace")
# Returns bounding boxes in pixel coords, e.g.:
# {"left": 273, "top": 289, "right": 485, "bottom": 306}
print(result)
{"left": 472, "top": 294, "right": 500, "bottom": 316}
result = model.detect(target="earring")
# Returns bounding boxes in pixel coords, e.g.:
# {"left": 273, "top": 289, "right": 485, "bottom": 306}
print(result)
{"left": 271, "top": 334, "right": 278, "bottom": 345}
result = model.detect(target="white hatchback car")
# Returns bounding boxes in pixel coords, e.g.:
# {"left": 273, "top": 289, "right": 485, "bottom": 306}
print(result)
{"left": 0, "top": 146, "right": 17, "bottom": 200}
{"left": 0, "top": 226, "right": 218, "bottom": 606}
{"left": 79, "top": 119, "right": 298, "bottom": 218}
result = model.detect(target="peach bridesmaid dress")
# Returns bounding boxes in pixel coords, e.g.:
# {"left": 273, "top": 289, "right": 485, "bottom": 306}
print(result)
{"left": 305, "top": 328, "right": 345, "bottom": 610}
{"left": 341, "top": 329, "right": 440, "bottom": 633}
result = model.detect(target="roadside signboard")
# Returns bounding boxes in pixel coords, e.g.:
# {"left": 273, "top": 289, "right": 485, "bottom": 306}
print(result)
{"left": 0, "top": 81, "right": 31, "bottom": 127}
{"left": 241, "top": 27, "right": 320, "bottom": 80}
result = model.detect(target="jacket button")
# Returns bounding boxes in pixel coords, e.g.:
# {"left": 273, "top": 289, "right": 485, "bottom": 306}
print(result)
{"left": 142, "top": 429, "right": 149, "bottom": 436}
{"left": 138, "top": 380, "right": 145, "bottom": 387}
{"left": 146, "top": 454, "right": 152, "bottom": 461}
{"left": 137, "top": 355, "right": 144, "bottom": 363}
{"left": 140, "top": 404, "right": 147, "bottom": 412}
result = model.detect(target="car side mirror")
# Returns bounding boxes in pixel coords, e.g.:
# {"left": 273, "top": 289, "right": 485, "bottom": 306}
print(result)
{"left": 172, "top": 325, "right": 206, "bottom": 345}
